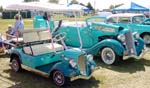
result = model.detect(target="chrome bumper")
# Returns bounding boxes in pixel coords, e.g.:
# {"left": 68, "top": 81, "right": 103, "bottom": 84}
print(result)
{"left": 123, "top": 48, "right": 150, "bottom": 60}
{"left": 70, "top": 67, "right": 99, "bottom": 81}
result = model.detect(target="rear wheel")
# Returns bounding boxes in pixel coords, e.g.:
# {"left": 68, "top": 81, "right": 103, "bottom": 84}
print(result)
{"left": 100, "top": 47, "right": 121, "bottom": 65}
{"left": 142, "top": 34, "right": 150, "bottom": 44}
{"left": 11, "top": 57, "right": 22, "bottom": 72}
{"left": 52, "top": 70, "right": 70, "bottom": 86}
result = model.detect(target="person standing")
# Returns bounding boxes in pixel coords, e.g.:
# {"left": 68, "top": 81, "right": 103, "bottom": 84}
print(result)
{"left": 11, "top": 14, "right": 24, "bottom": 37}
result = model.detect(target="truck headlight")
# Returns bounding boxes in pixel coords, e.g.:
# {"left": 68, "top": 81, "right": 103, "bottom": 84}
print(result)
{"left": 69, "top": 60, "right": 77, "bottom": 68}
{"left": 118, "top": 34, "right": 126, "bottom": 42}
{"left": 133, "top": 32, "right": 140, "bottom": 39}
{"left": 87, "top": 54, "right": 93, "bottom": 62}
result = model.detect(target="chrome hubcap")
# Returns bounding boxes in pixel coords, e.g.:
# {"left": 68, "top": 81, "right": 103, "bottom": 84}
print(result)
{"left": 53, "top": 71, "right": 64, "bottom": 85}
{"left": 11, "top": 59, "right": 19, "bottom": 72}
{"left": 143, "top": 35, "right": 150, "bottom": 44}
{"left": 101, "top": 48, "right": 115, "bottom": 65}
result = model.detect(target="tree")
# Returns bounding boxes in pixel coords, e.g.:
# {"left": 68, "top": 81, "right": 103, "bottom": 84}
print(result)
{"left": 24, "top": 0, "right": 39, "bottom": 2}
{"left": 71, "top": 0, "right": 78, "bottom": 4}
{"left": 87, "top": 2, "right": 94, "bottom": 10}
{"left": 109, "top": 3, "right": 124, "bottom": 9}
{"left": 48, "top": 0, "right": 59, "bottom": 3}
{"left": 0, "top": 6, "right": 3, "bottom": 12}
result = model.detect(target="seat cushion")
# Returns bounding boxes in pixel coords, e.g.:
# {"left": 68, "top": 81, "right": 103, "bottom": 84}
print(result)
{"left": 39, "top": 31, "right": 51, "bottom": 41}
{"left": 23, "top": 32, "right": 39, "bottom": 43}
{"left": 23, "top": 43, "right": 64, "bottom": 56}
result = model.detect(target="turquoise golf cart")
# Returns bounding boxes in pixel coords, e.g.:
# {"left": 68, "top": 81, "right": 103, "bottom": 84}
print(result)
{"left": 10, "top": 27, "right": 97, "bottom": 86}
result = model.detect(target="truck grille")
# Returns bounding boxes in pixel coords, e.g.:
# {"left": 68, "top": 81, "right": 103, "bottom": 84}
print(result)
{"left": 78, "top": 54, "right": 86, "bottom": 75}
{"left": 124, "top": 31, "right": 137, "bottom": 55}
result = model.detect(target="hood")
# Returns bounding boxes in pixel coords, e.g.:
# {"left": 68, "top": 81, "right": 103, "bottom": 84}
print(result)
{"left": 61, "top": 48, "right": 85, "bottom": 60}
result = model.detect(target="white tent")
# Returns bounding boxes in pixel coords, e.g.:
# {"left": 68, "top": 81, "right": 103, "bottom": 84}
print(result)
{"left": 5, "top": 2, "right": 81, "bottom": 12}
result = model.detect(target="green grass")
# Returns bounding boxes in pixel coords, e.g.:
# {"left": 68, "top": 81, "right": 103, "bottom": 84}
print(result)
{"left": 0, "top": 15, "right": 91, "bottom": 34}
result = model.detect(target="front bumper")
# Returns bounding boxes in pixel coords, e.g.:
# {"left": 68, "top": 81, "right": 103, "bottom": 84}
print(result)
{"left": 123, "top": 47, "right": 149, "bottom": 60}
{"left": 70, "top": 67, "right": 99, "bottom": 81}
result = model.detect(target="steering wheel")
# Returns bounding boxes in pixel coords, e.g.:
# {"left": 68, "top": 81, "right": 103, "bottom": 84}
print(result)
{"left": 53, "top": 32, "right": 66, "bottom": 42}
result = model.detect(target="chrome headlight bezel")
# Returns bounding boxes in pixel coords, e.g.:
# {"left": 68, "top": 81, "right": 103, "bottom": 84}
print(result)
{"left": 86, "top": 54, "right": 93, "bottom": 62}
{"left": 69, "top": 59, "right": 77, "bottom": 68}
{"left": 117, "top": 34, "right": 126, "bottom": 42}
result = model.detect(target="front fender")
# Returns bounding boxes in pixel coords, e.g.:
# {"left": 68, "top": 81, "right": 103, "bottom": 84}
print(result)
{"left": 85, "top": 39, "right": 125, "bottom": 56}
{"left": 49, "top": 61, "right": 79, "bottom": 77}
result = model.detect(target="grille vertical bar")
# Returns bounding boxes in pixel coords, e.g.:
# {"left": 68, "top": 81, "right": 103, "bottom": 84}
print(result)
{"left": 78, "top": 55, "right": 86, "bottom": 75}
{"left": 124, "top": 31, "right": 137, "bottom": 55}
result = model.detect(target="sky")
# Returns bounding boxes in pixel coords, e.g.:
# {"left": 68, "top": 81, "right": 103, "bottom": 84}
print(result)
{"left": 0, "top": 0, "right": 150, "bottom": 10}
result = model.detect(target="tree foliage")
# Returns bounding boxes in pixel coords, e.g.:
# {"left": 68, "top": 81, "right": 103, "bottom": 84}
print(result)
{"left": 48, "top": 0, "right": 59, "bottom": 3}
{"left": 0, "top": 6, "right": 3, "bottom": 12}
{"left": 71, "top": 0, "right": 78, "bottom": 4}
{"left": 109, "top": 3, "right": 124, "bottom": 9}
{"left": 87, "top": 2, "right": 94, "bottom": 10}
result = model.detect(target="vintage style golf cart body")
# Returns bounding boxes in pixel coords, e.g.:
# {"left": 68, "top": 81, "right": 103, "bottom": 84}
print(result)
{"left": 10, "top": 29, "right": 97, "bottom": 86}
{"left": 33, "top": 16, "right": 145, "bottom": 65}
{"left": 106, "top": 13, "right": 150, "bottom": 44}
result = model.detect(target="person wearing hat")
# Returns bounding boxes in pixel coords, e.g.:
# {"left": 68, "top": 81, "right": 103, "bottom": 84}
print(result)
{"left": 11, "top": 14, "right": 24, "bottom": 37}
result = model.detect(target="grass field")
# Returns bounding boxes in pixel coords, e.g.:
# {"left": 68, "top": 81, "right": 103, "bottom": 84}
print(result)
{"left": 1, "top": 18, "right": 150, "bottom": 88}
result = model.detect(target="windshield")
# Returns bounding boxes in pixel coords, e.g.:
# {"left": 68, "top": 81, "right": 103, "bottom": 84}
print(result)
{"left": 86, "top": 17, "right": 105, "bottom": 26}
{"left": 132, "top": 16, "right": 146, "bottom": 23}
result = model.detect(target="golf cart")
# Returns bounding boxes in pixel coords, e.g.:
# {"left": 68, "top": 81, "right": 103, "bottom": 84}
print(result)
{"left": 10, "top": 16, "right": 97, "bottom": 86}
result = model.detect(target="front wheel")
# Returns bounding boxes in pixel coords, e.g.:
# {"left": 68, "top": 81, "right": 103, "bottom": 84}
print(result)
{"left": 52, "top": 70, "right": 70, "bottom": 86}
{"left": 11, "top": 57, "right": 22, "bottom": 72}
{"left": 142, "top": 34, "right": 150, "bottom": 44}
{"left": 100, "top": 47, "right": 121, "bottom": 65}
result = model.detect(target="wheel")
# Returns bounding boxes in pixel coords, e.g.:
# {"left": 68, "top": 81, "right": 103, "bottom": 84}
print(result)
{"left": 142, "top": 34, "right": 150, "bottom": 44}
{"left": 100, "top": 47, "right": 120, "bottom": 65}
{"left": 11, "top": 57, "right": 22, "bottom": 72}
{"left": 52, "top": 70, "right": 69, "bottom": 86}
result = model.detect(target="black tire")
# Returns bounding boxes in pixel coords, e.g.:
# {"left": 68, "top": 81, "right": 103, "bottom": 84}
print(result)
{"left": 100, "top": 47, "right": 121, "bottom": 65}
{"left": 142, "top": 34, "right": 150, "bottom": 44}
{"left": 11, "top": 57, "right": 22, "bottom": 72}
{"left": 52, "top": 70, "right": 70, "bottom": 87}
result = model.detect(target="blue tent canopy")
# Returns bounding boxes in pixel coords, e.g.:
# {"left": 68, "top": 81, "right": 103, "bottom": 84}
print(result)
{"left": 113, "top": 2, "right": 149, "bottom": 11}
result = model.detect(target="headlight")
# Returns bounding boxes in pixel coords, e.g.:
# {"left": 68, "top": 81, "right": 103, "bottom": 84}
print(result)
{"left": 117, "top": 34, "right": 126, "bottom": 42}
{"left": 87, "top": 54, "right": 93, "bottom": 62}
{"left": 133, "top": 32, "right": 140, "bottom": 39}
{"left": 69, "top": 60, "right": 77, "bottom": 68}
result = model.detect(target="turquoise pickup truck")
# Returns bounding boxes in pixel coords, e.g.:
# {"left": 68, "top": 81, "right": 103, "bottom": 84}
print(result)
{"left": 33, "top": 16, "right": 145, "bottom": 65}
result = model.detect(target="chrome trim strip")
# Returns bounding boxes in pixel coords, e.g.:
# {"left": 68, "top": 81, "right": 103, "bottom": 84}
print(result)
{"left": 21, "top": 64, "right": 49, "bottom": 78}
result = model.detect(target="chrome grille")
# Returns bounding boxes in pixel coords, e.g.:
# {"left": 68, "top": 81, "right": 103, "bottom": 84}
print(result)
{"left": 78, "top": 54, "right": 86, "bottom": 75}
{"left": 124, "top": 31, "right": 137, "bottom": 55}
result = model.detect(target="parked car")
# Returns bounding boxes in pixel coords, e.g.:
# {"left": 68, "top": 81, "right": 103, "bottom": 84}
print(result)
{"left": 33, "top": 16, "right": 145, "bottom": 65}
{"left": 106, "top": 13, "right": 150, "bottom": 44}
{"left": 10, "top": 29, "right": 97, "bottom": 86}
